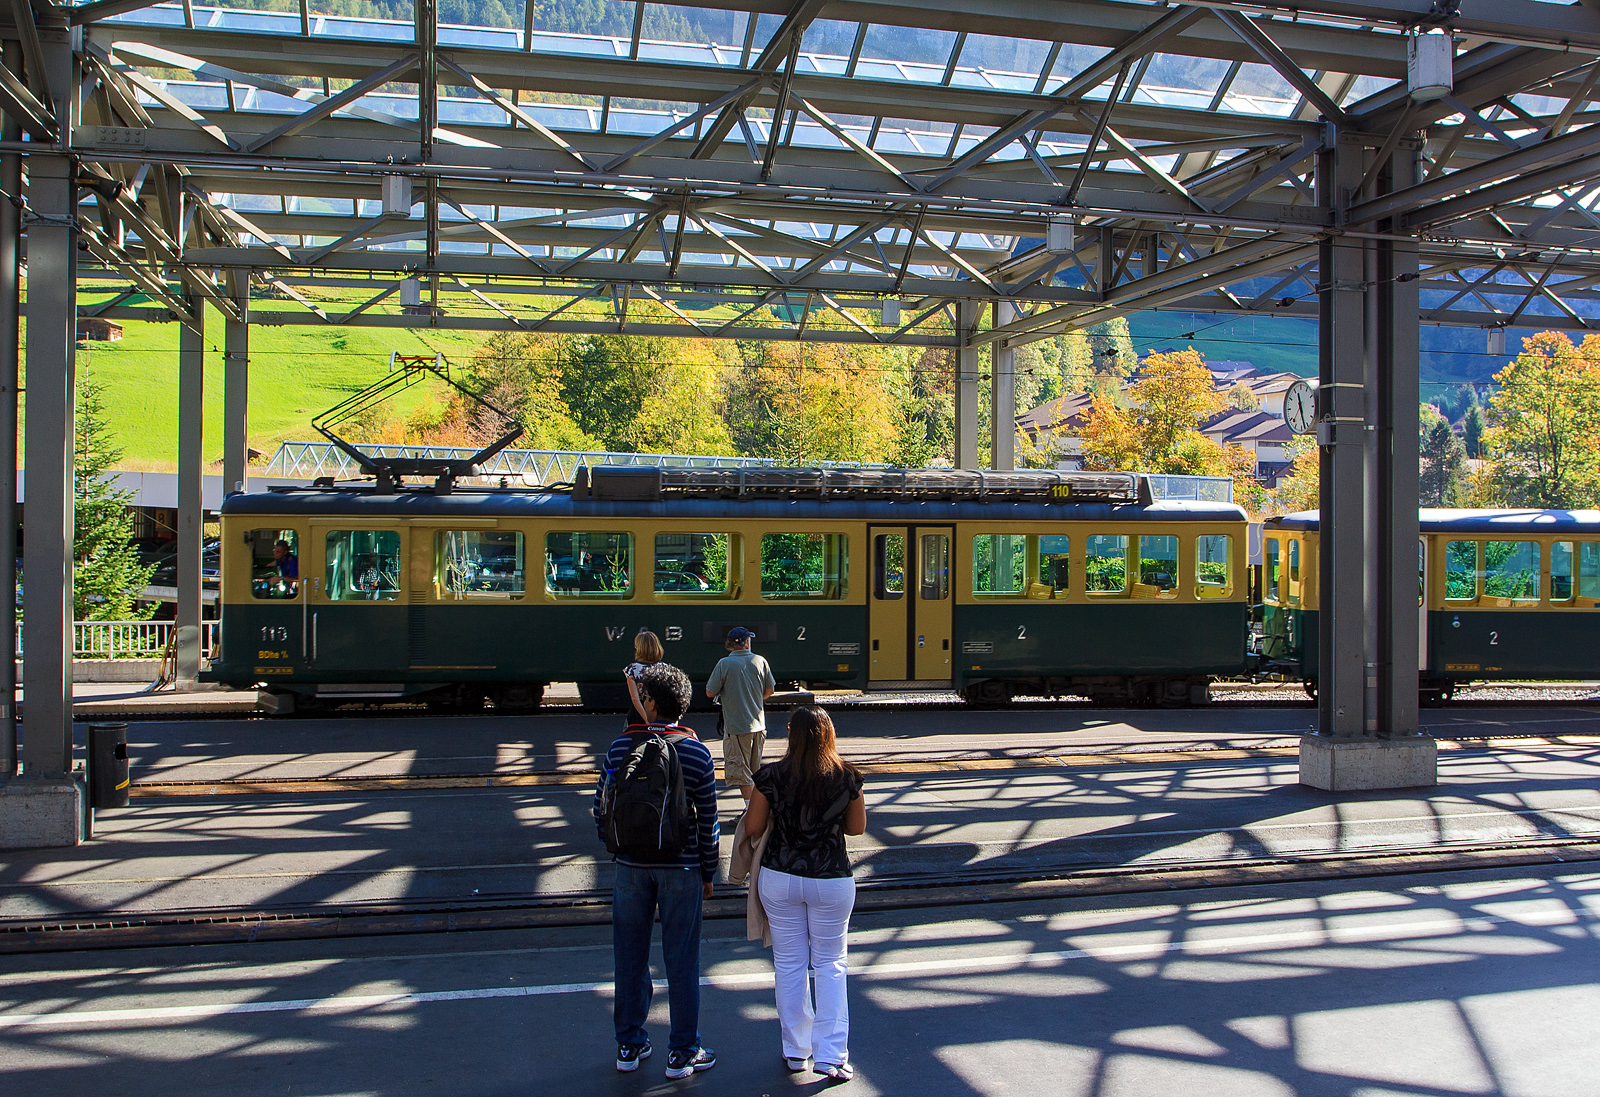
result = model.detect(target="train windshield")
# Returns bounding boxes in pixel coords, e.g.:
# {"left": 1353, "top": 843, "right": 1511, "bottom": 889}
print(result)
{"left": 249, "top": 528, "right": 299, "bottom": 600}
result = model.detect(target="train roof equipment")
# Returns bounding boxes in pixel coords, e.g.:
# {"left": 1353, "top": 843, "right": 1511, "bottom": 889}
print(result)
{"left": 571, "top": 466, "right": 1155, "bottom": 505}
{"left": 310, "top": 353, "right": 525, "bottom": 494}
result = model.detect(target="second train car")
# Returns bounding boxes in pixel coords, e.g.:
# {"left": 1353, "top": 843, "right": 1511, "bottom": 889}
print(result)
{"left": 1260, "top": 509, "right": 1600, "bottom": 701}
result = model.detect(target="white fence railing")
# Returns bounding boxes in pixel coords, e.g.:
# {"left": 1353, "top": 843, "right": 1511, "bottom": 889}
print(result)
{"left": 14, "top": 620, "right": 220, "bottom": 660}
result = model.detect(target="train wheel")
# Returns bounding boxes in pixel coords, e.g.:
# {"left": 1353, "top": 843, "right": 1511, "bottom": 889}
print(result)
{"left": 961, "top": 680, "right": 1014, "bottom": 708}
{"left": 490, "top": 684, "right": 543, "bottom": 714}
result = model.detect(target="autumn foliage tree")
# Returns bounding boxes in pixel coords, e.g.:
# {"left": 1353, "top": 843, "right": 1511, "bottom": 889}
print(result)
{"left": 1472, "top": 330, "right": 1600, "bottom": 508}
{"left": 1079, "top": 347, "right": 1228, "bottom": 475}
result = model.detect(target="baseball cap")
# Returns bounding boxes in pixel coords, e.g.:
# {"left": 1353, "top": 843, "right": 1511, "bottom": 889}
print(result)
{"left": 726, "top": 626, "right": 755, "bottom": 642}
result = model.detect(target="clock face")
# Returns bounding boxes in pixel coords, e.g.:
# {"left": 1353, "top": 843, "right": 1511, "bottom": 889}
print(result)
{"left": 1285, "top": 382, "right": 1316, "bottom": 434}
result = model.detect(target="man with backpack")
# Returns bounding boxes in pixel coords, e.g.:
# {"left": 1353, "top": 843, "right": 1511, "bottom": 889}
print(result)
{"left": 594, "top": 662, "right": 720, "bottom": 1079}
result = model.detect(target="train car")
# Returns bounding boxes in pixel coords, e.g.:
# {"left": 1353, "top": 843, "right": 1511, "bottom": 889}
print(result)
{"left": 1260, "top": 509, "right": 1600, "bottom": 700}
{"left": 204, "top": 467, "right": 1250, "bottom": 710}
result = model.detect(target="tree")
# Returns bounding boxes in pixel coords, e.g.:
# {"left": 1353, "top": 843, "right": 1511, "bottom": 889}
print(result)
{"left": 1462, "top": 401, "right": 1485, "bottom": 459}
{"left": 1227, "top": 383, "right": 1261, "bottom": 411}
{"left": 1472, "top": 330, "right": 1600, "bottom": 508}
{"left": 74, "top": 376, "right": 157, "bottom": 621}
{"left": 1419, "top": 404, "right": 1467, "bottom": 506}
{"left": 1079, "top": 347, "right": 1230, "bottom": 476}
{"left": 1271, "top": 438, "right": 1320, "bottom": 514}
{"left": 1084, "top": 317, "right": 1134, "bottom": 380}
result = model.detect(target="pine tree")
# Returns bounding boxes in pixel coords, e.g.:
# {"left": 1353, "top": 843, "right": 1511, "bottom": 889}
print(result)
{"left": 1462, "top": 401, "right": 1485, "bottom": 459}
{"left": 74, "top": 376, "right": 157, "bottom": 621}
{"left": 1420, "top": 406, "right": 1467, "bottom": 506}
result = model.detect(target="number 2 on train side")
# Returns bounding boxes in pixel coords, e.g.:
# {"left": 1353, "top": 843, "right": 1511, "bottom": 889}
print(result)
{"left": 796, "top": 626, "right": 806, "bottom": 641}
{"left": 1489, "top": 631, "right": 1499, "bottom": 645}
{"left": 1017, "top": 625, "right": 1027, "bottom": 640}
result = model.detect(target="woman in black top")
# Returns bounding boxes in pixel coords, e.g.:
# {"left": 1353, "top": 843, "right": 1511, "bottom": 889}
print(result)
{"left": 743, "top": 706, "right": 866, "bottom": 1081}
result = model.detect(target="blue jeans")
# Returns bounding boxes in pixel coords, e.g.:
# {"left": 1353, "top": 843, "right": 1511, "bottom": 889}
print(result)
{"left": 612, "top": 862, "right": 704, "bottom": 1051}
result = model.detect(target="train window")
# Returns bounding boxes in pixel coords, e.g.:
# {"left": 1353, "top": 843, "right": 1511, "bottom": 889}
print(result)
{"left": 1552, "top": 542, "right": 1575, "bottom": 603}
{"left": 1264, "top": 538, "right": 1280, "bottom": 605}
{"left": 1286, "top": 539, "right": 1301, "bottom": 606}
{"left": 1582, "top": 543, "right": 1600, "bottom": 600}
{"left": 1445, "top": 541, "right": 1479, "bottom": 602}
{"left": 654, "top": 533, "right": 735, "bottom": 597}
{"left": 874, "top": 535, "right": 905, "bottom": 600}
{"left": 972, "top": 535, "right": 1025, "bottom": 595}
{"left": 1196, "top": 535, "right": 1232, "bottom": 599}
{"left": 437, "top": 531, "right": 525, "bottom": 599}
{"left": 1085, "top": 534, "right": 1129, "bottom": 594}
{"left": 324, "top": 530, "right": 401, "bottom": 601}
{"left": 920, "top": 534, "right": 950, "bottom": 600}
{"left": 1136, "top": 536, "right": 1179, "bottom": 599}
{"left": 545, "top": 532, "right": 633, "bottom": 598}
{"left": 760, "top": 533, "right": 848, "bottom": 600}
{"left": 1037, "top": 535, "right": 1070, "bottom": 596}
{"left": 248, "top": 529, "right": 299, "bottom": 600}
{"left": 1483, "top": 541, "right": 1540, "bottom": 606}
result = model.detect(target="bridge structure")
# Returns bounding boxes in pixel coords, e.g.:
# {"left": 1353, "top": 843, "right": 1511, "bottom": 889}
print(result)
{"left": 7, "top": 0, "right": 1600, "bottom": 841}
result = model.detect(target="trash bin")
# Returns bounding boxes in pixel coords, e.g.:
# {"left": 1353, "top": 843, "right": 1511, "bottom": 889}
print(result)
{"left": 88, "top": 722, "right": 130, "bottom": 809}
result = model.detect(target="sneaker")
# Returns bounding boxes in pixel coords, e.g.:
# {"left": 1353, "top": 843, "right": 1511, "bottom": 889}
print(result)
{"left": 785, "top": 1056, "right": 810, "bottom": 1073}
{"left": 665, "top": 1046, "right": 717, "bottom": 1079}
{"left": 818, "top": 1062, "right": 854, "bottom": 1082}
{"left": 616, "top": 1042, "right": 651, "bottom": 1072}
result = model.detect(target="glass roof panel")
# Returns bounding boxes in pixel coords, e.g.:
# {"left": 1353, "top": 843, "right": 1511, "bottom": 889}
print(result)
{"left": 859, "top": 24, "right": 958, "bottom": 70}
{"left": 1043, "top": 43, "right": 1114, "bottom": 92}
{"left": 1227, "top": 62, "right": 1298, "bottom": 115}
{"left": 638, "top": 5, "right": 748, "bottom": 62}
{"left": 1140, "top": 53, "right": 1233, "bottom": 100}
{"left": 1342, "top": 73, "right": 1401, "bottom": 105}
{"left": 960, "top": 34, "right": 1053, "bottom": 81}
{"left": 527, "top": 0, "right": 633, "bottom": 37}
{"left": 309, "top": 0, "right": 410, "bottom": 19}
{"left": 799, "top": 20, "right": 860, "bottom": 58}
{"left": 319, "top": 16, "right": 414, "bottom": 41}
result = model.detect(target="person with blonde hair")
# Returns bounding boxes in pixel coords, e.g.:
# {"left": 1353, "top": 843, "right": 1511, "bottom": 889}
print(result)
{"left": 741, "top": 706, "right": 865, "bottom": 1081}
{"left": 624, "top": 630, "right": 665, "bottom": 723}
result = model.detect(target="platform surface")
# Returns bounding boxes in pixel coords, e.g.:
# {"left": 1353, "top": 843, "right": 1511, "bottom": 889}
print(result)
{"left": 1, "top": 707, "right": 1597, "bottom": 920}
{"left": 1, "top": 864, "right": 1596, "bottom": 1096}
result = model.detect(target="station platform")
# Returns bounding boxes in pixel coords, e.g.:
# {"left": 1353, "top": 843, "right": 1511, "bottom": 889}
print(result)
{"left": 2, "top": 706, "right": 1597, "bottom": 926}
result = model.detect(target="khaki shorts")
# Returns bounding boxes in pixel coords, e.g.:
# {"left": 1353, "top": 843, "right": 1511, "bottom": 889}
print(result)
{"left": 722, "top": 731, "right": 766, "bottom": 789}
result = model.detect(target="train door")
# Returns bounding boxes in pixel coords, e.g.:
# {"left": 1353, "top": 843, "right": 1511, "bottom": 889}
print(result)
{"left": 307, "top": 524, "right": 410, "bottom": 674}
{"left": 869, "top": 527, "right": 909, "bottom": 681}
{"left": 913, "top": 529, "right": 953, "bottom": 680}
{"left": 868, "top": 526, "right": 953, "bottom": 683}
{"left": 1419, "top": 536, "right": 1429, "bottom": 671}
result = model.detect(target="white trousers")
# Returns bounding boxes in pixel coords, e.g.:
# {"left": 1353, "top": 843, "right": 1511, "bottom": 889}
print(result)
{"left": 757, "top": 867, "right": 856, "bottom": 1066}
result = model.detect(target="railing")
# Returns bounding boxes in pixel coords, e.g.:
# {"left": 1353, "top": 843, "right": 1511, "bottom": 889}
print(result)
{"left": 1145, "top": 474, "right": 1235, "bottom": 503}
{"left": 263, "top": 441, "right": 885, "bottom": 486}
{"left": 14, "top": 620, "right": 220, "bottom": 660}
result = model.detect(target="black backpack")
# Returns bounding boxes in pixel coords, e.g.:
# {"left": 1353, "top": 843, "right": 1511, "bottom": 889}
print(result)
{"left": 599, "top": 728, "right": 693, "bottom": 859}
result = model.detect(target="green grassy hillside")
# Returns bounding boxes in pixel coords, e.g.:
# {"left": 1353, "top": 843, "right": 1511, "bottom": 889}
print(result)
{"left": 72, "top": 301, "right": 487, "bottom": 471}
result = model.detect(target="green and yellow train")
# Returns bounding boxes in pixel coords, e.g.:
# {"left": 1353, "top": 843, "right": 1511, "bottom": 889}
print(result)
{"left": 204, "top": 467, "right": 1251, "bottom": 710}
{"left": 1260, "top": 509, "right": 1600, "bottom": 701}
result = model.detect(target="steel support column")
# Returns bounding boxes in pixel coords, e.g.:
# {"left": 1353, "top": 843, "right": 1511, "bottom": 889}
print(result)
{"left": 175, "top": 300, "right": 204, "bottom": 687}
{"left": 222, "top": 273, "right": 249, "bottom": 495}
{"left": 990, "top": 302, "right": 1017, "bottom": 471}
{"left": 1315, "top": 130, "right": 1367, "bottom": 739}
{"left": 1302, "top": 127, "right": 1434, "bottom": 790}
{"left": 955, "top": 300, "right": 980, "bottom": 470}
{"left": 1372, "top": 149, "right": 1423, "bottom": 739}
{"left": 0, "top": 41, "right": 18, "bottom": 777}
{"left": 20, "top": 31, "right": 76, "bottom": 782}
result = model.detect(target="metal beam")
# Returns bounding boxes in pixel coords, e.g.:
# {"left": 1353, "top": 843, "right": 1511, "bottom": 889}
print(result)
{"left": 175, "top": 296, "right": 205, "bottom": 688}
{"left": 1213, "top": 9, "right": 1349, "bottom": 124}
{"left": 0, "top": 39, "right": 17, "bottom": 777}
{"left": 222, "top": 272, "right": 249, "bottom": 495}
{"left": 955, "top": 299, "right": 981, "bottom": 469}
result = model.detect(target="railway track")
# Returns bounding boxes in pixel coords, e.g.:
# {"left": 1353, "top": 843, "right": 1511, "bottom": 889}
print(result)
{"left": 122, "top": 733, "right": 1600, "bottom": 798}
{"left": 6, "top": 833, "right": 1598, "bottom": 955}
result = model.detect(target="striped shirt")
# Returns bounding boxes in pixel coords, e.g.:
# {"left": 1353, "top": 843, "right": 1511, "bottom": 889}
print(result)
{"left": 593, "top": 723, "right": 721, "bottom": 881}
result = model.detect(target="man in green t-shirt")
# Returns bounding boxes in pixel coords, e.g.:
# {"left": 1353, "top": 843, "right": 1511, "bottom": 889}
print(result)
{"left": 705, "top": 627, "right": 777, "bottom": 804}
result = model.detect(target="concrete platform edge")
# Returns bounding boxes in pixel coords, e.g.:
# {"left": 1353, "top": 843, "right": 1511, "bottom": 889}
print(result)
{"left": 0, "top": 778, "right": 84, "bottom": 849}
{"left": 1298, "top": 734, "right": 1438, "bottom": 790}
